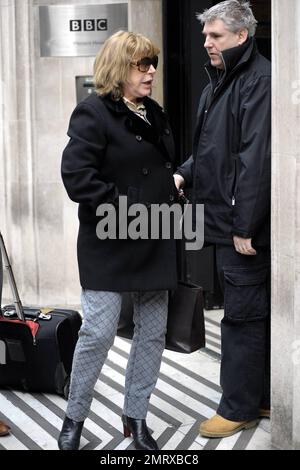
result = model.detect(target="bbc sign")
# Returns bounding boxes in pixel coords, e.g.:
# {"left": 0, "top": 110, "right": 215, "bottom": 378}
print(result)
{"left": 70, "top": 19, "right": 108, "bottom": 32}
{"left": 39, "top": 4, "right": 128, "bottom": 57}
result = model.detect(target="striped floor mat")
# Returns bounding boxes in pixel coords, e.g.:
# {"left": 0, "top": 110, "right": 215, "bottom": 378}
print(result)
{"left": 0, "top": 310, "right": 271, "bottom": 450}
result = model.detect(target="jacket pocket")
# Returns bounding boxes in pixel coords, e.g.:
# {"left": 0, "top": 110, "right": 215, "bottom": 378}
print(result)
{"left": 223, "top": 265, "right": 269, "bottom": 322}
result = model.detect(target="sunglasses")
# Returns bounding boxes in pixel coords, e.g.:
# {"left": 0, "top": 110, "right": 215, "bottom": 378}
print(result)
{"left": 131, "top": 55, "right": 159, "bottom": 73}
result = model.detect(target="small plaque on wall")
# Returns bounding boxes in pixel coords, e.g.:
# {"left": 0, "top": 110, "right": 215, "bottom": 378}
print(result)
{"left": 39, "top": 3, "right": 128, "bottom": 57}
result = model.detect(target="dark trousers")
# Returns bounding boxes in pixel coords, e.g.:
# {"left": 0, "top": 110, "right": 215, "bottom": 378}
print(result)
{"left": 215, "top": 244, "right": 271, "bottom": 421}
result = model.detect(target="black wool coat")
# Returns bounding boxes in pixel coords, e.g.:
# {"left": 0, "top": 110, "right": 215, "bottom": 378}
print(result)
{"left": 61, "top": 93, "right": 178, "bottom": 291}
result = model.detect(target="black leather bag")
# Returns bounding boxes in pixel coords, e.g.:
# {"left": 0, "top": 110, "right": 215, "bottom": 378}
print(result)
{"left": 166, "top": 281, "right": 205, "bottom": 353}
{"left": 117, "top": 281, "right": 205, "bottom": 354}
{"left": 117, "top": 207, "right": 206, "bottom": 353}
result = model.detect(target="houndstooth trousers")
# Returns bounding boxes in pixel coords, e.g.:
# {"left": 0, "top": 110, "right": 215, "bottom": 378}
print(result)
{"left": 66, "top": 289, "right": 168, "bottom": 422}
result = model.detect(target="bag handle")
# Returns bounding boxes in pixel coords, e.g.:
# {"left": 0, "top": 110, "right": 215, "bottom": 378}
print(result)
{"left": 178, "top": 197, "right": 190, "bottom": 283}
{"left": 0, "top": 231, "right": 25, "bottom": 321}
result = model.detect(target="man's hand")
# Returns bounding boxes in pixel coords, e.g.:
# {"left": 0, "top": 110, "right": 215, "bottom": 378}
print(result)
{"left": 173, "top": 174, "right": 185, "bottom": 191}
{"left": 233, "top": 236, "right": 257, "bottom": 256}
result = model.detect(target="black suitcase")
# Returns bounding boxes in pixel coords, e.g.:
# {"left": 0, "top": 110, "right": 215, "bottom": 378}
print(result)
{"left": 0, "top": 231, "right": 82, "bottom": 397}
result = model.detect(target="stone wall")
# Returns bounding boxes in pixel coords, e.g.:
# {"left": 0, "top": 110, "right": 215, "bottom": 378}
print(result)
{"left": 271, "top": 0, "right": 300, "bottom": 450}
{"left": 0, "top": 0, "right": 163, "bottom": 306}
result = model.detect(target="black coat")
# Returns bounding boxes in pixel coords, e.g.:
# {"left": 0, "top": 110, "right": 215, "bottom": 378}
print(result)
{"left": 61, "top": 94, "right": 178, "bottom": 291}
{"left": 178, "top": 39, "right": 271, "bottom": 247}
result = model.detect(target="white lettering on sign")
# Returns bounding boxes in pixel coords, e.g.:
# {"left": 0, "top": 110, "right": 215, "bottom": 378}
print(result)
{"left": 70, "top": 19, "right": 108, "bottom": 32}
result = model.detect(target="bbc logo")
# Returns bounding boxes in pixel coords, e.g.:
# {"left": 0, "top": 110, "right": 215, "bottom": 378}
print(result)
{"left": 70, "top": 19, "right": 108, "bottom": 32}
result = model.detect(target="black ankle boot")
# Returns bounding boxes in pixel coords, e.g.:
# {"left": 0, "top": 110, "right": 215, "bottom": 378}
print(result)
{"left": 58, "top": 416, "right": 84, "bottom": 450}
{"left": 122, "top": 415, "right": 159, "bottom": 450}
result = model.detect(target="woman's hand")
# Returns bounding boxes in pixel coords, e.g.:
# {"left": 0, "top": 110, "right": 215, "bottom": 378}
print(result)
{"left": 173, "top": 174, "right": 185, "bottom": 191}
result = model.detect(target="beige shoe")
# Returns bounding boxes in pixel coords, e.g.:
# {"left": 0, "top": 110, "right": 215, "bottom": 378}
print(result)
{"left": 199, "top": 414, "right": 259, "bottom": 438}
{"left": 0, "top": 421, "right": 11, "bottom": 437}
{"left": 259, "top": 408, "right": 270, "bottom": 418}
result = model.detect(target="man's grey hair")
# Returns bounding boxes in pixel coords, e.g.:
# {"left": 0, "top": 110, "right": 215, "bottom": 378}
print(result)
{"left": 197, "top": 1, "right": 258, "bottom": 37}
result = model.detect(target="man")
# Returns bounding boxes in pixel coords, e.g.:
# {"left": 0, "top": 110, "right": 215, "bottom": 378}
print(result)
{"left": 174, "top": 0, "right": 271, "bottom": 438}
{"left": 0, "top": 420, "right": 10, "bottom": 436}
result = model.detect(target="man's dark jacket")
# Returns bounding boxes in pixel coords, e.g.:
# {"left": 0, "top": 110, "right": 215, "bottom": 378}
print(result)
{"left": 178, "top": 38, "right": 271, "bottom": 246}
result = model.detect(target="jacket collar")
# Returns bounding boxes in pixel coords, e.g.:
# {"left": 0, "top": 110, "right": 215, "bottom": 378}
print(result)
{"left": 100, "top": 94, "right": 174, "bottom": 161}
{"left": 101, "top": 93, "right": 164, "bottom": 116}
{"left": 221, "top": 37, "right": 257, "bottom": 74}
{"left": 205, "top": 37, "right": 257, "bottom": 91}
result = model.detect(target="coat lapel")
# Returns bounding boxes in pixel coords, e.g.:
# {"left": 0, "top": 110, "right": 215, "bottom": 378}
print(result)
{"left": 102, "top": 95, "right": 175, "bottom": 162}
{"left": 144, "top": 97, "right": 175, "bottom": 162}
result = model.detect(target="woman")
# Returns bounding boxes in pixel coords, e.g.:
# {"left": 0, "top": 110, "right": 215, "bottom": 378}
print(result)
{"left": 59, "top": 31, "right": 178, "bottom": 450}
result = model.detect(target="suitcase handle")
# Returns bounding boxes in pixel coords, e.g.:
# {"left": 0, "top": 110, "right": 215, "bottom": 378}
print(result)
{"left": 0, "top": 232, "right": 25, "bottom": 321}
{"left": 2, "top": 305, "right": 52, "bottom": 321}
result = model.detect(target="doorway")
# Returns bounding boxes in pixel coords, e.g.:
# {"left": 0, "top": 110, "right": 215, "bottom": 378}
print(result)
{"left": 162, "top": 0, "right": 271, "bottom": 306}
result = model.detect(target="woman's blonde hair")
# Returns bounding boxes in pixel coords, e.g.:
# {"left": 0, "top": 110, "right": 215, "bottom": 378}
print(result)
{"left": 93, "top": 30, "right": 160, "bottom": 100}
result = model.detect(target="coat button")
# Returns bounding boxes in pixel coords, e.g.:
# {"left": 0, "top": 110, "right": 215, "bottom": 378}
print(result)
{"left": 136, "top": 135, "right": 142, "bottom": 142}
{"left": 169, "top": 195, "right": 175, "bottom": 202}
{"left": 165, "top": 162, "right": 172, "bottom": 169}
{"left": 142, "top": 168, "right": 149, "bottom": 175}
{"left": 164, "top": 128, "right": 170, "bottom": 135}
